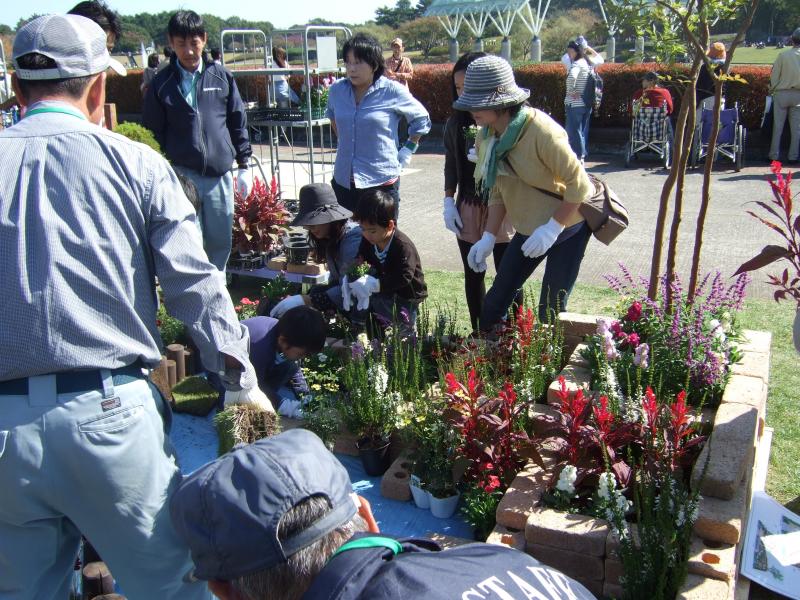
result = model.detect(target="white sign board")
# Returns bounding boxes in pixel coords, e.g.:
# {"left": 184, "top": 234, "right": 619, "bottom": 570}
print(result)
{"left": 741, "top": 491, "right": 800, "bottom": 599}
{"left": 316, "top": 36, "right": 338, "bottom": 72}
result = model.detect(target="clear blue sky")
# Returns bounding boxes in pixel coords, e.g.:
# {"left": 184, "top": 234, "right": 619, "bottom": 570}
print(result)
{"left": 0, "top": 1, "right": 389, "bottom": 29}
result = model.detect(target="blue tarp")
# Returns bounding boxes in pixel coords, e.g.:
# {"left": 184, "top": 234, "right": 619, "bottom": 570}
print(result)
{"left": 171, "top": 412, "right": 474, "bottom": 540}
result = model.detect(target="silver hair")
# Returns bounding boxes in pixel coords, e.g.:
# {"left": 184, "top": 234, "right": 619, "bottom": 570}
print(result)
{"left": 230, "top": 495, "right": 368, "bottom": 600}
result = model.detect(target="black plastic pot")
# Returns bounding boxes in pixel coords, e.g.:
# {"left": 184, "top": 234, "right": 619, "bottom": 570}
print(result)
{"left": 285, "top": 241, "right": 310, "bottom": 265}
{"left": 356, "top": 436, "right": 392, "bottom": 476}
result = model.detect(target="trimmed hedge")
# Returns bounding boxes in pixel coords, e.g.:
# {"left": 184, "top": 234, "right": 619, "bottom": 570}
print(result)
{"left": 107, "top": 63, "right": 771, "bottom": 131}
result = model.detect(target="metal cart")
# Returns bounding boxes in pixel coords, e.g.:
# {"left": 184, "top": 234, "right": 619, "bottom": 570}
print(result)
{"left": 221, "top": 26, "right": 351, "bottom": 204}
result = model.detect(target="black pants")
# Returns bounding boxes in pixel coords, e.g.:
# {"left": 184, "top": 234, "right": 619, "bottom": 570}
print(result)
{"left": 457, "top": 238, "right": 523, "bottom": 332}
{"left": 332, "top": 179, "right": 401, "bottom": 220}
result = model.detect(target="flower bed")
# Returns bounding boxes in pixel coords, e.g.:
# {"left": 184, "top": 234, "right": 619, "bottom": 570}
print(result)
{"left": 493, "top": 312, "right": 770, "bottom": 599}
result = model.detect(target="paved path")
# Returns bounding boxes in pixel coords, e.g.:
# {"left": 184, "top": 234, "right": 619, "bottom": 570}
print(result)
{"left": 397, "top": 151, "right": 781, "bottom": 300}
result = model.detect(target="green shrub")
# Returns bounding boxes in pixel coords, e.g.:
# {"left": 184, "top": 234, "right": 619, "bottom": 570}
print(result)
{"left": 113, "top": 121, "right": 162, "bottom": 154}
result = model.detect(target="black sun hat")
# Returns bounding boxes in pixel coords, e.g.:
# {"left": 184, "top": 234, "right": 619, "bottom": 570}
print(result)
{"left": 291, "top": 183, "right": 352, "bottom": 226}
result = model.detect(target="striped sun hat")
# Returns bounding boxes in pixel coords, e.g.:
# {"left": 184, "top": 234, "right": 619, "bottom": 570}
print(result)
{"left": 453, "top": 55, "right": 529, "bottom": 111}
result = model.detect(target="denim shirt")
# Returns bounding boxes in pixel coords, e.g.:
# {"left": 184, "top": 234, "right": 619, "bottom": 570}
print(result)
{"left": 326, "top": 76, "right": 431, "bottom": 189}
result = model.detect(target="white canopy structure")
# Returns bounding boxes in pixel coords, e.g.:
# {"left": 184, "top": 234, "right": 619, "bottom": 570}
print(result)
{"left": 426, "top": 0, "right": 553, "bottom": 62}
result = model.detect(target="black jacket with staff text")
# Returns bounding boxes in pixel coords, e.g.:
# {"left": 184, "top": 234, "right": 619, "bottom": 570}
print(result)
{"left": 142, "top": 56, "right": 251, "bottom": 177}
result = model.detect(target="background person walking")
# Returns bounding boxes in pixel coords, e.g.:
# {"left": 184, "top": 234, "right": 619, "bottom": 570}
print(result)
{"left": 769, "top": 28, "right": 800, "bottom": 163}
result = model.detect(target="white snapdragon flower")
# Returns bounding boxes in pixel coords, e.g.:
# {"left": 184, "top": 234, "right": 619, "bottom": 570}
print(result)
{"left": 556, "top": 465, "right": 577, "bottom": 495}
{"left": 368, "top": 363, "right": 389, "bottom": 395}
{"left": 356, "top": 332, "right": 370, "bottom": 349}
{"left": 597, "top": 472, "right": 616, "bottom": 501}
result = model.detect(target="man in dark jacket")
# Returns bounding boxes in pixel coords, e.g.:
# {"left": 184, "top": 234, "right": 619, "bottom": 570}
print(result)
{"left": 143, "top": 10, "right": 251, "bottom": 270}
{"left": 170, "top": 429, "right": 597, "bottom": 600}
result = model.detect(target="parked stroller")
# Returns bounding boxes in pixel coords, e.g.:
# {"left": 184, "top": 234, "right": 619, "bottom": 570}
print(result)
{"left": 690, "top": 103, "right": 746, "bottom": 172}
{"left": 625, "top": 104, "right": 672, "bottom": 169}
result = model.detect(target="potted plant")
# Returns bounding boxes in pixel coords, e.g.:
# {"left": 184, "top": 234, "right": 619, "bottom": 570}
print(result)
{"left": 303, "top": 398, "right": 340, "bottom": 452}
{"left": 337, "top": 339, "right": 397, "bottom": 476}
{"left": 735, "top": 161, "right": 800, "bottom": 352}
{"left": 231, "top": 176, "right": 287, "bottom": 266}
{"left": 426, "top": 450, "right": 461, "bottom": 519}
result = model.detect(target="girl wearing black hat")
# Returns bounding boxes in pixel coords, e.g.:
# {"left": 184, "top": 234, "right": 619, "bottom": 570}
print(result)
{"left": 270, "top": 184, "right": 362, "bottom": 317}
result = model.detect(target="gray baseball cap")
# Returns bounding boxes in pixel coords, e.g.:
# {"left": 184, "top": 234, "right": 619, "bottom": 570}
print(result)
{"left": 170, "top": 429, "right": 358, "bottom": 581}
{"left": 13, "top": 14, "right": 126, "bottom": 80}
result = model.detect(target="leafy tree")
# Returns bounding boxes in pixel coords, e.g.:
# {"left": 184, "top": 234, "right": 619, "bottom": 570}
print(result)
{"left": 376, "top": 0, "right": 419, "bottom": 28}
{"left": 398, "top": 17, "right": 447, "bottom": 56}
{"left": 0, "top": 24, "right": 13, "bottom": 35}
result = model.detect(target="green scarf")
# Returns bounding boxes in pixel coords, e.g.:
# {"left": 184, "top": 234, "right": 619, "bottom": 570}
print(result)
{"left": 474, "top": 107, "right": 531, "bottom": 201}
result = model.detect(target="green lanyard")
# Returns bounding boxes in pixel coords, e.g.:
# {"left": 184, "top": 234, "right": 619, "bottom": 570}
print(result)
{"left": 331, "top": 536, "right": 403, "bottom": 559}
{"left": 25, "top": 106, "right": 87, "bottom": 121}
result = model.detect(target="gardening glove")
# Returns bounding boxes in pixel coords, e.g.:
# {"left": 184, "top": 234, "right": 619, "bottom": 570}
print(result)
{"left": 442, "top": 196, "right": 463, "bottom": 235}
{"left": 467, "top": 232, "right": 496, "bottom": 273}
{"left": 235, "top": 168, "right": 250, "bottom": 198}
{"left": 521, "top": 217, "right": 565, "bottom": 258}
{"left": 341, "top": 275, "right": 352, "bottom": 311}
{"left": 349, "top": 275, "right": 380, "bottom": 311}
{"left": 224, "top": 385, "right": 275, "bottom": 413}
{"left": 278, "top": 398, "right": 303, "bottom": 419}
{"left": 270, "top": 294, "right": 305, "bottom": 318}
{"left": 467, "top": 146, "right": 478, "bottom": 163}
{"left": 398, "top": 146, "right": 413, "bottom": 168}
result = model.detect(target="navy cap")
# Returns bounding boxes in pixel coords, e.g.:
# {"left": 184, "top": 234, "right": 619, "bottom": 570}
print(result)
{"left": 170, "top": 429, "right": 358, "bottom": 581}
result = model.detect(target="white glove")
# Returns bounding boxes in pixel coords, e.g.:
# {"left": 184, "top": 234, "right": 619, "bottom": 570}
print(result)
{"left": 235, "top": 168, "right": 250, "bottom": 198}
{"left": 467, "top": 146, "right": 478, "bottom": 163}
{"left": 443, "top": 197, "right": 463, "bottom": 235}
{"left": 398, "top": 147, "right": 413, "bottom": 168}
{"left": 341, "top": 275, "right": 352, "bottom": 311}
{"left": 520, "top": 217, "right": 565, "bottom": 258}
{"left": 270, "top": 294, "right": 305, "bottom": 318}
{"left": 278, "top": 398, "right": 303, "bottom": 419}
{"left": 349, "top": 275, "right": 380, "bottom": 311}
{"left": 467, "top": 232, "right": 496, "bottom": 273}
{"left": 224, "top": 386, "right": 275, "bottom": 413}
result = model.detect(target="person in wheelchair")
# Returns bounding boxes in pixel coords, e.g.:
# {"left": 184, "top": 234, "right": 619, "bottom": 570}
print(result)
{"left": 631, "top": 72, "right": 673, "bottom": 115}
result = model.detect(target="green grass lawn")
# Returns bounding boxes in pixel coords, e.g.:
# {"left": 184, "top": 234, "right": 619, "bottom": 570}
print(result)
{"left": 229, "top": 269, "right": 799, "bottom": 509}
{"left": 730, "top": 46, "right": 783, "bottom": 65}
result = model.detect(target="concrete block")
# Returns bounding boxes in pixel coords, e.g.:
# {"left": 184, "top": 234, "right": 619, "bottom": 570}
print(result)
{"left": 486, "top": 524, "right": 526, "bottom": 552}
{"left": 691, "top": 402, "right": 758, "bottom": 500}
{"left": 606, "top": 525, "right": 638, "bottom": 559}
{"left": 525, "top": 507, "right": 609, "bottom": 557}
{"left": 149, "top": 356, "right": 172, "bottom": 402}
{"left": 546, "top": 364, "right": 592, "bottom": 405}
{"left": 267, "top": 256, "right": 287, "bottom": 270}
{"left": 562, "top": 335, "right": 583, "bottom": 361}
{"left": 605, "top": 556, "right": 624, "bottom": 585}
{"left": 693, "top": 473, "right": 749, "bottom": 545}
{"left": 567, "top": 342, "right": 591, "bottom": 368}
{"left": 720, "top": 374, "right": 766, "bottom": 414}
{"left": 529, "top": 403, "right": 561, "bottom": 437}
{"left": 730, "top": 351, "right": 770, "bottom": 384}
{"left": 687, "top": 536, "right": 737, "bottom": 581}
{"left": 676, "top": 573, "right": 731, "bottom": 600}
{"left": 380, "top": 456, "right": 412, "bottom": 501}
{"left": 286, "top": 261, "right": 308, "bottom": 273}
{"left": 738, "top": 330, "right": 771, "bottom": 355}
{"left": 496, "top": 463, "right": 548, "bottom": 530}
{"left": 302, "top": 262, "right": 327, "bottom": 275}
{"left": 527, "top": 542, "right": 605, "bottom": 581}
{"left": 558, "top": 312, "right": 604, "bottom": 338}
{"left": 603, "top": 581, "right": 624, "bottom": 599}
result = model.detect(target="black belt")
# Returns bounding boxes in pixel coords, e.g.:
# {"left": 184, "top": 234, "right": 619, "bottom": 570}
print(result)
{"left": 0, "top": 364, "right": 146, "bottom": 396}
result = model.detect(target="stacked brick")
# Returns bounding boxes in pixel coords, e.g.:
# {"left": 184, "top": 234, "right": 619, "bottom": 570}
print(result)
{"left": 490, "top": 313, "right": 771, "bottom": 600}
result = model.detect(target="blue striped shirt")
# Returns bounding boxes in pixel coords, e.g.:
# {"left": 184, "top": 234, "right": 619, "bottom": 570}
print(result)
{"left": 0, "top": 101, "right": 255, "bottom": 388}
{"left": 326, "top": 75, "right": 431, "bottom": 189}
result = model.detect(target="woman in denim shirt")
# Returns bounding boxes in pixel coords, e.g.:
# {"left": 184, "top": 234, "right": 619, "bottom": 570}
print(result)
{"left": 326, "top": 33, "right": 431, "bottom": 217}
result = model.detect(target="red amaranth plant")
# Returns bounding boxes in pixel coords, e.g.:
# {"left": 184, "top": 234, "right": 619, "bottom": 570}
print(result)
{"left": 735, "top": 161, "right": 800, "bottom": 307}
{"left": 232, "top": 176, "right": 287, "bottom": 255}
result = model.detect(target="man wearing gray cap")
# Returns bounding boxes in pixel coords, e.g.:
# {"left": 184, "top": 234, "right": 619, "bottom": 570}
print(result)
{"left": 171, "top": 429, "right": 596, "bottom": 600}
{"left": 0, "top": 13, "right": 270, "bottom": 600}
{"left": 769, "top": 27, "right": 800, "bottom": 163}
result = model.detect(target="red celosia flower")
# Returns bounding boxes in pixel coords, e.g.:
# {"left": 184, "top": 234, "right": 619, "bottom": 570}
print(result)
{"left": 670, "top": 391, "right": 688, "bottom": 430}
{"left": 626, "top": 332, "right": 640, "bottom": 348}
{"left": 610, "top": 320, "right": 624, "bottom": 338}
{"left": 594, "top": 395, "right": 613, "bottom": 436}
{"left": 515, "top": 305, "right": 535, "bottom": 347}
{"left": 484, "top": 475, "right": 501, "bottom": 493}
{"left": 626, "top": 301, "right": 643, "bottom": 322}
{"left": 445, "top": 372, "right": 460, "bottom": 395}
{"left": 642, "top": 387, "right": 659, "bottom": 434}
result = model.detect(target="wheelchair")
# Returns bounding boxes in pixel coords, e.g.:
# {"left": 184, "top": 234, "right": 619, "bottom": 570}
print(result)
{"left": 625, "top": 104, "right": 673, "bottom": 169}
{"left": 690, "top": 103, "right": 746, "bottom": 172}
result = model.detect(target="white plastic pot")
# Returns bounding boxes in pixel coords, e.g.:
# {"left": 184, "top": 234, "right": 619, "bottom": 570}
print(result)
{"left": 429, "top": 491, "right": 460, "bottom": 519}
{"left": 409, "top": 475, "right": 430, "bottom": 509}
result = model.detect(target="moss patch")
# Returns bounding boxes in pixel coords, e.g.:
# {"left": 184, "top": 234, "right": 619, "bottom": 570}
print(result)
{"left": 171, "top": 376, "right": 219, "bottom": 417}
